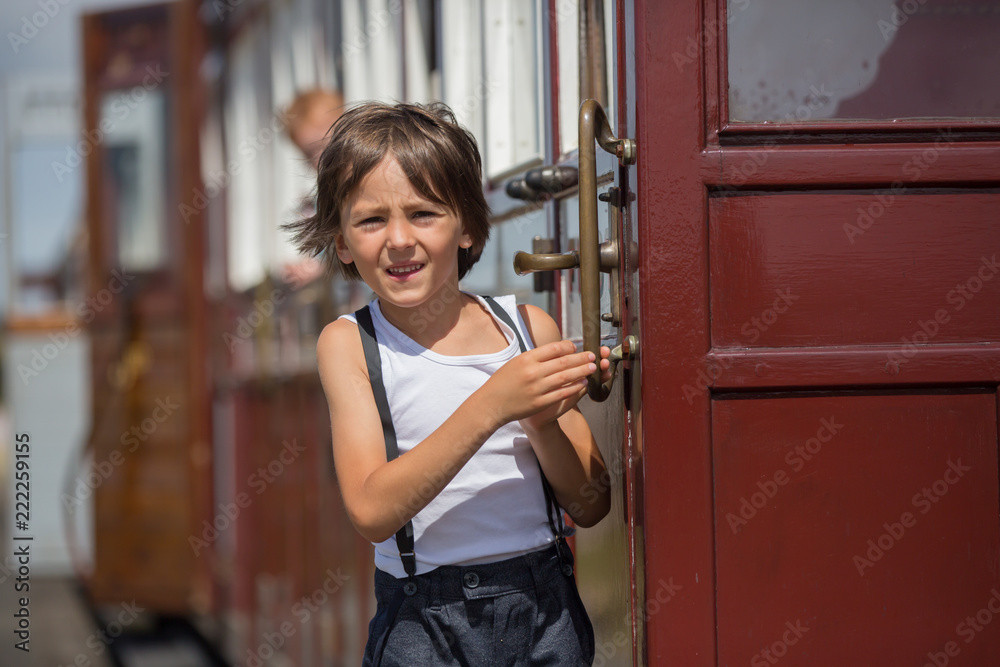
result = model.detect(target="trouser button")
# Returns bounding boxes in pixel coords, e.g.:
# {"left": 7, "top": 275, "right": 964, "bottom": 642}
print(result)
{"left": 463, "top": 572, "right": 480, "bottom": 588}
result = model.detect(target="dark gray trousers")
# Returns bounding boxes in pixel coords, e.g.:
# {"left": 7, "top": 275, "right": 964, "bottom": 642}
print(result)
{"left": 363, "top": 542, "right": 595, "bottom": 666}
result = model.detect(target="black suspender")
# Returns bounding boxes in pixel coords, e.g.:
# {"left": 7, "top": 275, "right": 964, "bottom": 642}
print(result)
{"left": 355, "top": 306, "right": 417, "bottom": 581}
{"left": 480, "top": 296, "right": 568, "bottom": 543}
{"left": 354, "top": 295, "right": 570, "bottom": 585}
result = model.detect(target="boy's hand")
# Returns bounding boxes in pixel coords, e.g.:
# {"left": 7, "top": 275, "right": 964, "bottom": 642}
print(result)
{"left": 482, "top": 341, "right": 611, "bottom": 429}
{"left": 520, "top": 345, "right": 612, "bottom": 433}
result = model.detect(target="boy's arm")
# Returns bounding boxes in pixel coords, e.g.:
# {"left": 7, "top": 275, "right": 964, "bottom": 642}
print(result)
{"left": 317, "top": 317, "right": 498, "bottom": 543}
{"left": 517, "top": 304, "right": 613, "bottom": 528}
{"left": 317, "top": 315, "right": 598, "bottom": 543}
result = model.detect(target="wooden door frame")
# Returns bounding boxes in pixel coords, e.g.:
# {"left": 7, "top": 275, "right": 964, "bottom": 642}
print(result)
{"left": 82, "top": 0, "right": 212, "bottom": 614}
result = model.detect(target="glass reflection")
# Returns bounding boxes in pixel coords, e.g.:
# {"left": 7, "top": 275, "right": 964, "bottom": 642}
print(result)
{"left": 99, "top": 88, "right": 168, "bottom": 271}
{"left": 728, "top": 0, "right": 1000, "bottom": 122}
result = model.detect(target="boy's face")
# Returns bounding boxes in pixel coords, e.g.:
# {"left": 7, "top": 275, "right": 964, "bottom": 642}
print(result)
{"left": 335, "top": 156, "right": 472, "bottom": 311}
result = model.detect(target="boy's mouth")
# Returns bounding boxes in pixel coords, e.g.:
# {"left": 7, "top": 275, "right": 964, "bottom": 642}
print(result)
{"left": 386, "top": 263, "right": 425, "bottom": 277}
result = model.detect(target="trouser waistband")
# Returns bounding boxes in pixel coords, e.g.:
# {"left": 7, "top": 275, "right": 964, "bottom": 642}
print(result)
{"left": 374, "top": 541, "right": 572, "bottom": 601}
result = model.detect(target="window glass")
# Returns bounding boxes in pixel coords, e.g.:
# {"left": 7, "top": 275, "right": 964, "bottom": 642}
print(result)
{"left": 557, "top": 0, "right": 580, "bottom": 154}
{"left": 404, "top": 0, "right": 436, "bottom": 102}
{"left": 270, "top": 3, "right": 326, "bottom": 274}
{"left": 341, "top": 0, "right": 403, "bottom": 102}
{"left": 440, "top": 0, "right": 486, "bottom": 155}
{"left": 728, "top": 0, "right": 1000, "bottom": 122}
{"left": 483, "top": 0, "right": 542, "bottom": 178}
{"left": 557, "top": 0, "right": 615, "bottom": 155}
{"left": 99, "top": 89, "right": 168, "bottom": 273}
{"left": 226, "top": 24, "right": 269, "bottom": 292}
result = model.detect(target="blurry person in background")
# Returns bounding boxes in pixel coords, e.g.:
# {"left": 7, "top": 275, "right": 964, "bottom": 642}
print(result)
{"left": 280, "top": 88, "right": 344, "bottom": 288}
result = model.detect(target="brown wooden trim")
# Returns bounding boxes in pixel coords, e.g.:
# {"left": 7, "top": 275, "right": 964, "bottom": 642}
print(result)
{"left": 709, "top": 0, "right": 724, "bottom": 145}
{"left": 705, "top": 345, "right": 1000, "bottom": 389}
{"left": 637, "top": 0, "right": 723, "bottom": 663}
{"left": 172, "top": 0, "right": 213, "bottom": 614}
{"left": 720, "top": 120, "right": 1000, "bottom": 143}
{"left": 701, "top": 141, "right": 1000, "bottom": 187}
{"left": 5, "top": 311, "right": 81, "bottom": 333}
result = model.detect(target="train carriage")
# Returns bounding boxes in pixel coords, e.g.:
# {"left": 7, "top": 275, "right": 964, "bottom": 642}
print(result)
{"left": 74, "top": 0, "right": 1000, "bottom": 665}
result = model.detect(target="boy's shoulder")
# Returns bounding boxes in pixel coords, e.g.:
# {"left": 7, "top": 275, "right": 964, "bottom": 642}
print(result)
{"left": 515, "top": 302, "right": 547, "bottom": 320}
{"left": 317, "top": 315, "right": 371, "bottom": 387}
{"left": 317, "top": 315, "right": 365, "bottom": 361}
{"left": 510, "top": 302, "right": 560, "bottom": 348}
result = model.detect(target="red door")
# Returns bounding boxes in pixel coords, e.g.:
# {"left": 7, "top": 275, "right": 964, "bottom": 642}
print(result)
{"left": 635, "top": 1, "right": 1000, "bottom": 664}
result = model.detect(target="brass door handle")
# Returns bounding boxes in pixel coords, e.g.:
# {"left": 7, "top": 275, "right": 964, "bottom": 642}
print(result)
{"left": 513, "top": 250, "right": 579, "bottom": 275}
{"left": 512, "top": 99, "right": 637, "bottom": 402}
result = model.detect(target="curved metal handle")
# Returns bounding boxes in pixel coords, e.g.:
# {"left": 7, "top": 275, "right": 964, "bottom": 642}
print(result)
{"left": 510, "top": 99, "right": 636, "bottom": 402}
{"left": 579, "top": 99, "right": 635, "bottom": 400}
{"left": 513, "top": 250, "right": 580, "bottom": 276}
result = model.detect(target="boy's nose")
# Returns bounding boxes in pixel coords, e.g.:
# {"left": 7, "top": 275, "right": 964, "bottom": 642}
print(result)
{"left": 385, "top": 216, "right": 416, "bottom": 249}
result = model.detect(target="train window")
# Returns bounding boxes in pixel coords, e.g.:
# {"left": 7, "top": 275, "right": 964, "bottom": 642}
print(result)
{"left": 440, "top": 0, "right": 486, "bottom": 153}
{"left": 727, "top": 0, "right": 1000, "bottom": 122}
{"left": 556, "top": 0, "right": 615, "bottom": 156}
{"left": 225, "top": 23, "right": 271, "bottom": 292}
{"left": 341, "top": 0, "right": 404, "bottom": 102}
{"left": 404, "top": 0, "right": 438, "bottom": 102}
{"left": 557, "top": 1, "right": 580, "bottom": 154}
{"left": 269, "top": 3, "right": 332, "bottom": 279}
{"left": 482, "top": 0, "right": 543, "bottom": 178}
{"left": 99, "top": 89, "right": 169, "bottom": 274}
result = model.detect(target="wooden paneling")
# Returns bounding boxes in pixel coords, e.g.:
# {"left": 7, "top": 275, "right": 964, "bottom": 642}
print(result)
{"left": 221, "top": 375, "right": 375, "bottom": 666}
{"left": 713, "top": 391, "right": 1000, "bottom": 666}
{"left": 709, "top": 192, "right": 1000, "bottom": 348}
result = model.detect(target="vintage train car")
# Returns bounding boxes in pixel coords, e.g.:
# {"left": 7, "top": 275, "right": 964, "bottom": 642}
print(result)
{"left": 79, "top": 0, "right": 1000, "bottom": 665}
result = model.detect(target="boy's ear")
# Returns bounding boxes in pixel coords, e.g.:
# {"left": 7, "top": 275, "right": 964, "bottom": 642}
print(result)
{"left": 459, "top": 229, "right": 473, "bottom": 250}
{"left": 334, "top": 233, "right": 354, "bottom": 264}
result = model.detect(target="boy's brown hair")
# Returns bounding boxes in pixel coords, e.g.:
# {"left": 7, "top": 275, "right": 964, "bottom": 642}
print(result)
{"left": 282, "top": 101, "right": 491, "bottom": 281}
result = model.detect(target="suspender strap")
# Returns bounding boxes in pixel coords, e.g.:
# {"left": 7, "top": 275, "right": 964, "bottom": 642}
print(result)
{"left": 481, "top": 296, "right": 568, "bottom": 542}
{"left": 482, "top": 295, "right": 528, "bottom": 353}
{"left": 355, "top": 306, "right": 417, "bottom": 580}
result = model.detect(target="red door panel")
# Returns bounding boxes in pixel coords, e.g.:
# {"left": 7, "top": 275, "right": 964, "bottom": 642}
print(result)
{"left": 713, "top": 391, "right": 999, "bottom": 666}
{"left": 709, "top": 192, "right": 1000, "bottom": 348}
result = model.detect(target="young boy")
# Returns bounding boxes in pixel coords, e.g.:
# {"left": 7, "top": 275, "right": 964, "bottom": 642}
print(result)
{"left": 283, "top": 101, "right": 611, "bottom": 665}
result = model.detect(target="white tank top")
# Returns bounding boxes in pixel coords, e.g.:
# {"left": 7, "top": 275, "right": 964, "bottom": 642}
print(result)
{"left": 339, "top": 293, "right": 555, "bottom": 577}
